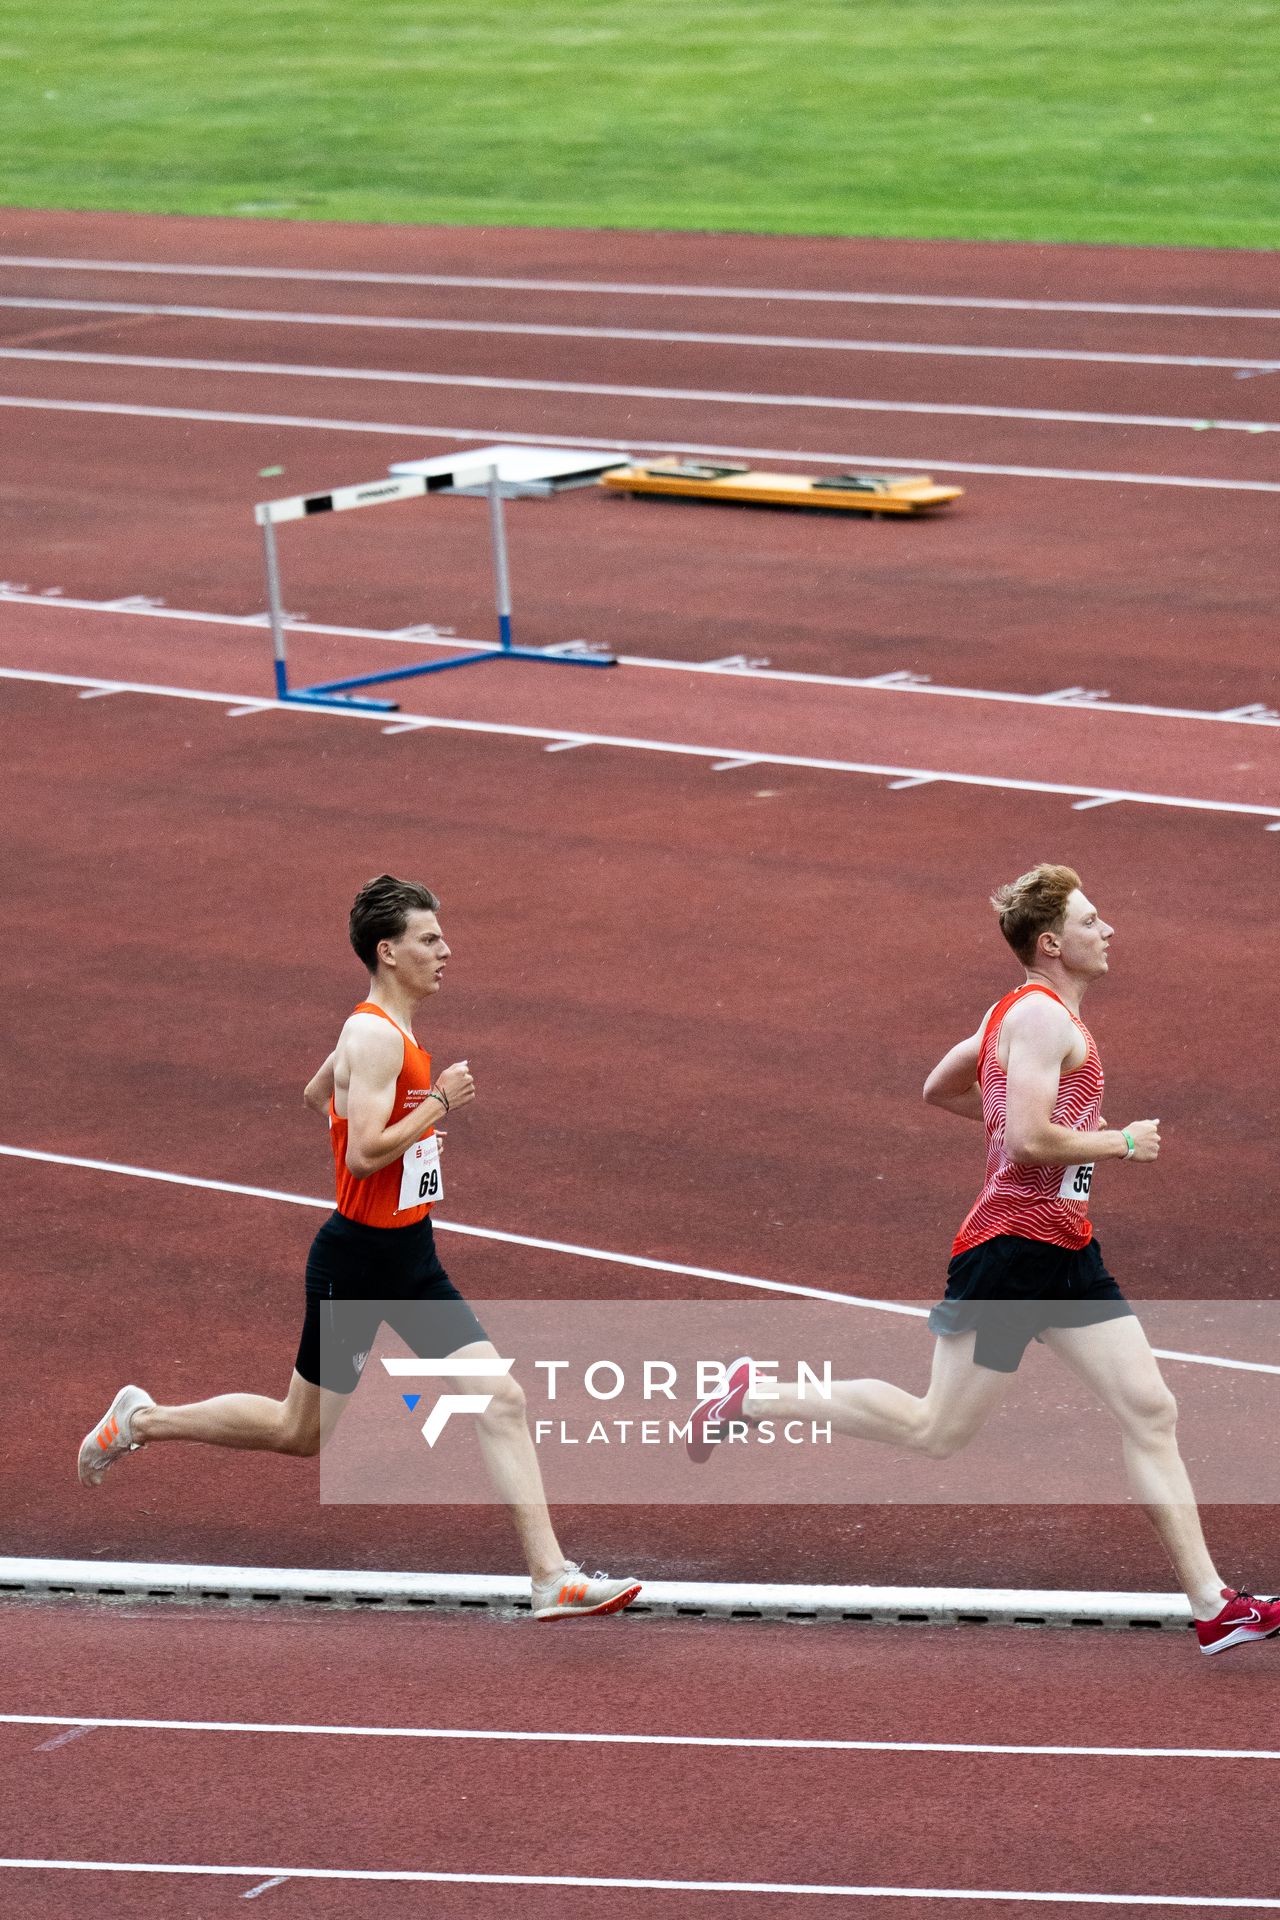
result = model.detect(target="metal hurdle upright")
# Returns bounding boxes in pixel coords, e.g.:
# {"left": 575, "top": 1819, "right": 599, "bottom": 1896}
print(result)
{"left": 255, "top": 455, "right": 615, "bottom": 712}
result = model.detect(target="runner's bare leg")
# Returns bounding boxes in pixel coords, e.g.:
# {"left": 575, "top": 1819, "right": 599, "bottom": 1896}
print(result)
{"left": 744, "top": 1329, "right": 1010, "bottom": 1458}
{"left": 131, "top": 1370, "right": 340, "bottom": 1455}
{"left": 1041, "top": 1317, "right": 1224, "bottom": 1617}
{"left": 447, "top": 1341, "right": 567, "bottom": 1583}
{"left": 132, "top": 1343, "right": 565, "bottom": 1581}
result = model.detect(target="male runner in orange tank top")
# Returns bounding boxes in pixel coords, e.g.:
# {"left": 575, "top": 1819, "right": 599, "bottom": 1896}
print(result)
{"left": 77, "top": 873, "right": 640, "bottom": 1623}
{"left": 690, "top": 863, "right": 1277, "bottom": 1656}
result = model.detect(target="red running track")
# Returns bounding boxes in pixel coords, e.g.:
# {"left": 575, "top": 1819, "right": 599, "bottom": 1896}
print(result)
{"left": 0, "top": 208, "right": 1277, "bottom": 710}
{"left": 1, "top": 596, "right": 1278, "bottom": 812}
{"left": 2, "top": 1599, "right": 1278, "bottom": 1917}
{"left": 2, "top": 204, "right": 1280, "bottom": 1920}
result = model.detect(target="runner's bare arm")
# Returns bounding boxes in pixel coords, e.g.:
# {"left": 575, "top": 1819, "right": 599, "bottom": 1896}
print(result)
{"left": 922, "top": 1024, "right": 986, "bottom": 1121}
{"left": 302, "top": 1050, "right": 337, "bottom": 1114}
{"left": 344, "top": 1019, "right": 475, "bottom": 1179}
{"left": 1003, "top": 998, "right": 1159, "bottom": 1165}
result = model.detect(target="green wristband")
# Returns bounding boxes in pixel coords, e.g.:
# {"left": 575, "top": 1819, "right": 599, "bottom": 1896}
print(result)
{"left": 1122, "top": 1129, "right": 1136, "bottom": 1160}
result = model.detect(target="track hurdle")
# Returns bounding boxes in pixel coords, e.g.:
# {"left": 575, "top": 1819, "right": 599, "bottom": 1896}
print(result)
{"left": 255, "top": 454, "right": 616, "bottom": 713}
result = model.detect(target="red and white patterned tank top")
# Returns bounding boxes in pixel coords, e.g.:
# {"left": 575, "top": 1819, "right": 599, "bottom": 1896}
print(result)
{"left": 951, "top": 983, "right": 1104, "bottom": 1256}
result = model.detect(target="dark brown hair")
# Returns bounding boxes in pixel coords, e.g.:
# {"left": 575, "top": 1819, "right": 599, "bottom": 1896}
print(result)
{"left": 349, "top": 874, "right": 440, "bottom": 972}
{"left": 990, "top": 863, "right": 1081, "bottom": 965}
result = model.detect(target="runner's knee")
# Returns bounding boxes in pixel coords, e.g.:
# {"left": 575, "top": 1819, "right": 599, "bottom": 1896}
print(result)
{"left": 1123, "top": 1381, "right": 1178, "bottom": 1443}
{"left": 476, "top": 1373, "right": 526, "bottom": 1430}
{"left": 917, "top": 1421, "right": 977, "bottom": 1460}
{"left": 277, "top": 1407, "right": 322, "bottom": 1456}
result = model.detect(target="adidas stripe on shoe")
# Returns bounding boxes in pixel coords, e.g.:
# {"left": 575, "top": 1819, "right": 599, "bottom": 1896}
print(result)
{"left": 531, "top": 1561, "right": 642, "bottom": 1621}
{"left": 77, "top": 1384, "right": 154, "bottom": 1488}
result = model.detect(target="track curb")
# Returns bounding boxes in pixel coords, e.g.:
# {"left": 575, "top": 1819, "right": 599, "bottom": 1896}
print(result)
{"left": 0, "top": 1557, "right": 1194, "bottom": 1630}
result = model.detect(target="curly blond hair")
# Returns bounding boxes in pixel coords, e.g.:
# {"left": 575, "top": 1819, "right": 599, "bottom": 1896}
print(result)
{"left": 990, "top": 863, "right": 1081, "bottom": 964}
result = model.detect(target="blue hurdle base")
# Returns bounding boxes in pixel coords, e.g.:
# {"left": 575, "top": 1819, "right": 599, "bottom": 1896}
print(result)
{"left": 276, "top": 636, "right": 616, "bottom": 713}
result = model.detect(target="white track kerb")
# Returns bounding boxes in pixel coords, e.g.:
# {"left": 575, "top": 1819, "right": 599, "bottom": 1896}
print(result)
{"left": 0, "top": 1556, "right": 1194, "bottom": 1631}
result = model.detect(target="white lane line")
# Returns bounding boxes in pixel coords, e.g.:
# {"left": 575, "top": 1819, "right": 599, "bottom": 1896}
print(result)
{"left": 1, "top": 298, "right": 1275, "bottom": 375}
{"left": 1, "top": 392, "right": 1275, "bottom": 494}
{"left": 0, "top": 1859, "right": 1273, "bottom": 1905}
{"left": 0, "top": 1140, "right": 914, "bottom": 1314}
{"left": 4, "top": 662, "right": 1280, "bottom": 830}
{"left": 4, "top": 589, "right": 1277, "bottom": 731}
{"left": 3, "top": 346, "right": 1279, "bottom": 439}
{"left": 3, "top": 253, "right": 1279, "bottom": 322}
{"left": 0, "top": 1142, "right": 1277, "bottom": 1378}
{"left": 1, "top": 1713, "right": 1274, "bottom": 1761}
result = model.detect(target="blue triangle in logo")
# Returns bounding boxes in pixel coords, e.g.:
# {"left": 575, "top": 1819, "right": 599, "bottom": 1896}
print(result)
{"left": 401, "top": 1393, "right": 421, "bottom": 1412}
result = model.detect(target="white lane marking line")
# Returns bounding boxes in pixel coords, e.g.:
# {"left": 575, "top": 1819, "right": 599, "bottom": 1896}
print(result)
{"left": 0, "top": 393, "right": 1276, "bottom": 494}
{"left": 1071, "top": 795, "right": 1123, "bottom": 811}
{"left": 1, "top": 299, "right": 1275, "bottom": 377}
{"left": 34, "top": 1725, "right": 96, "bottom": 1752}
{"left": 0, "top": 1859, "right": 1274, "bottom": 1905}
{"left": 0, "top": 1141, "right": 911, "bottom": 1313}
{"left": 4, "top": 588, "right": 1277, "bottom": 731}
{"left": 4, "top": 253, "right": 1279, "bottom": 322}
{"left": 1, "top": 1142, "right": 1277, "bottom": 1376}
{"left": 1, "top": 1713, "right": 1275, "bottom": 1761}
{"left": 4, "top": 662, "right": 1280, "bottom": 831}
{"left": 4, "top": 345, "right": 1279, "bottom": 436}
{"left": 242, "top": 1878, "right": 289, "bottom": 1899}
{"left": 888, "top": 774, "right": 938, "bottom": 790}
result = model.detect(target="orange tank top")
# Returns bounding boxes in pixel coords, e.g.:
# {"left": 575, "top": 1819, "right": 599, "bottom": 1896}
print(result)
{"left": 951, "top": 983, "right": 1105, "bottom": 1256}
{"left": 329, "top": 1002, "right": 436, "bottom": 1229}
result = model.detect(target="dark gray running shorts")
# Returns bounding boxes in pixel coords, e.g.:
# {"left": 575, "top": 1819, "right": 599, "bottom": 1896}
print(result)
{"left": 929, "top": 1233, "right": 1132, "bottom": 1374}
{"left": 296, "top": 1210, "right": 488, "bottom": 1395}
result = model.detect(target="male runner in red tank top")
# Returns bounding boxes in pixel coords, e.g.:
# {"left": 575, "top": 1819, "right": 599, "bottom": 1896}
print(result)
{"left": 690, "top": 863, "right": 1277, "bottom": 1655}
{"left": 77, "top": 873, "right": 640, "bottom": 1623}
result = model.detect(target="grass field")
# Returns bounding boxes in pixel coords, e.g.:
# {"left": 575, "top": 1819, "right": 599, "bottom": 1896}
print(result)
{"left": 1, "top": 1, "right": 1277, "bottom": 247}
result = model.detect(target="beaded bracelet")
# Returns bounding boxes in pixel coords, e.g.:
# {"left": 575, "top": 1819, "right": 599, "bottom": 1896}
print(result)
{"left": 428, "top": 1086, "right": 450, "bottom": 1115}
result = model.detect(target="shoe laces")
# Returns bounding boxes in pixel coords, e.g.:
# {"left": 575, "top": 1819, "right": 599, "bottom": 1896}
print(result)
{"left": 560, "top": 1560, "right": 611, "bottom": 1582}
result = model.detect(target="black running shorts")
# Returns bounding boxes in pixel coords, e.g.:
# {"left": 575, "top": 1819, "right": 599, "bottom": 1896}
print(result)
{"left": 929, "top": 1233, "right": 1132, "bottom": 1374}
{"left": 296, "top": 1211, "right": 488, "bottom": 1395}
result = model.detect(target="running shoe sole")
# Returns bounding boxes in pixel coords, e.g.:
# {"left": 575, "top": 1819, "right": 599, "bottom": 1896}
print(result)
{"left": 534, "top": 1581, "right": 643, "bottom": 1622}
{"left": 687, "top": 1355, "right": 754, "bottom": 1464}
{"left": 1199, "top": 1623, "right": 1280, "bottom": 1655}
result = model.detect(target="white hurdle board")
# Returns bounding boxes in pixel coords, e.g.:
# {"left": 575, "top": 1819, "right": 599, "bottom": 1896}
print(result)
{"left": 254, "top": 457, "right": 499, "bottom": 527}
{"left": 389, "top": 443, "right": 632, "bottom": 498}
